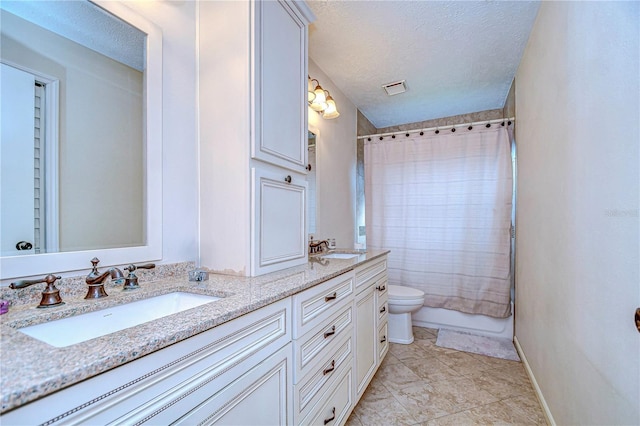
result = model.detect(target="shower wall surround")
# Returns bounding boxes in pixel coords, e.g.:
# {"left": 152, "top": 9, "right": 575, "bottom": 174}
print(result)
{"left": 374, "top": 108, "right": 505, "bottom": 135}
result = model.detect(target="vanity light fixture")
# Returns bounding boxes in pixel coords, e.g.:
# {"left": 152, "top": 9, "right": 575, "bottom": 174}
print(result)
{"left": 307, "top": 76, "right": 317, "bottom": 103}
{"left": 308, "top": 76, "right": 340, "bottom": 119}
{"left": 322, "top": 93, "right": 340, "bottom": 119}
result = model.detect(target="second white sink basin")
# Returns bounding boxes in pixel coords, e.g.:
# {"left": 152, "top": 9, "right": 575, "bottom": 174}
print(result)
{"left": 19, "top": 292, "right": 220, "bottom": 347}
{"left": 321, "top": 253, "right": 360, "bottom": 259}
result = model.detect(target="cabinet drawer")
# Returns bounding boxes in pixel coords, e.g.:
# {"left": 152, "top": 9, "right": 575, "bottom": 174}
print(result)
{"left": 294, "top": 304, "right": 353, "bottom": 381}
{"left": 378, "top": 321, "right": 389, "bottom": 361}
{"left": 293, "top": 271, "right": 354, "bottom": 338}
{"left": 300, "top": 363, "right": 353, "bottom": 426}
{"left": 374, "top": 275, "right": 388, "bottom": 299}
{"left": 378, "top": 299, "right": 389, "bottom": 322}
{"left": 355, "top": 258, "right": 387, "bottom": 291}
{"left": 294, "top": 333, "right": 352, "bottom": 420}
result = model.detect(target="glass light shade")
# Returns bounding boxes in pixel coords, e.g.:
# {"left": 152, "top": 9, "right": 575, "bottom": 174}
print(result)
{"left": 310, "top": 85, "right": 327, "bottom": 111}
{"left": 307, "top": 78, "right": 316, "bottom": 103}
{"left": 323, "top": 96, "right": 340, "bottom": 119}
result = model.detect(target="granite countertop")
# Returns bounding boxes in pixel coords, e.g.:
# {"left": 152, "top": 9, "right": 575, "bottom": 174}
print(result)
{"left": 0, "top": 250, "right": 388, "bottom": 413}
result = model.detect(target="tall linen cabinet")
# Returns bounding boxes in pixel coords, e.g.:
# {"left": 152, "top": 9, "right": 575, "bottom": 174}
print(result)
{"left": 199, "top": 0, "right": 315, "bottom": 276}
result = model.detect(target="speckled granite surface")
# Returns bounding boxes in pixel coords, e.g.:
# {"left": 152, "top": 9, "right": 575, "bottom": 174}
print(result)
{"left": 0, "top": 251, "right": 388, "bottom": 413}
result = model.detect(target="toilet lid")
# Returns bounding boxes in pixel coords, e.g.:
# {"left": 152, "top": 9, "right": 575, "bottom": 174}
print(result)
{"left": 388, "top": 284, "right": 425, "bottom": 300}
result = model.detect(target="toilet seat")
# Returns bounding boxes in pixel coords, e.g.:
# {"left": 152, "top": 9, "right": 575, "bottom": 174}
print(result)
{"left": 388, "top": 284, "right": 424, "bottom": 300}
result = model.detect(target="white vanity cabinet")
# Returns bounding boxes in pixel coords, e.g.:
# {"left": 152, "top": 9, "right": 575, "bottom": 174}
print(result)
{"left": 198, "top": 0, "right": 314, "bottom": 277}
{"left": 353, "top": 257, "right": 389, "bottom": 400}
{"left": 1, "top": 256, "right": 390, "bottom": 425}
{"left": 1, "top": 299, "right": 293, "bottom": 425}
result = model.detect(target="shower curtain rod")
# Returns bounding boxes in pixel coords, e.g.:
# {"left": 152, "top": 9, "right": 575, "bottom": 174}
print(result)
{"left": 358, "top": 117, "right": 515, "bottom": 140}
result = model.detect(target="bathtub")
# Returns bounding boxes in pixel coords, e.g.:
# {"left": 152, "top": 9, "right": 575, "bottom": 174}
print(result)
{"left": 412, "top": 302, "right": 514, "bottom": 339}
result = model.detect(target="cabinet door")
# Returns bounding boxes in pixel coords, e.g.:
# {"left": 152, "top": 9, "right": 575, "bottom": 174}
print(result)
{"left": 252, "top": 167, "right": 307, "bottom": 275}
{"left": 174, "top": 344, "right": 292, "bottom": 425}
{"left": 354, "top": 285, "right": 377, "bottom": 399}
{"left": 252, "top": 0, "right": 307, "bottom": 172}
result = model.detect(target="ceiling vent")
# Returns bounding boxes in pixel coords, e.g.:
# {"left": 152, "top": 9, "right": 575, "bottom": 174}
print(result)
{"left": 382, "top": 80, "right": 407, "bottom": 96}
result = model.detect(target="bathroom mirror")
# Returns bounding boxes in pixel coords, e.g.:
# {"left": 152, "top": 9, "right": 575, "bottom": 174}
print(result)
{"left": 0, "top": 1, "right": 162, "bottom": 280}
{"left": 307, "top": 130, "right": 317, "bottom": 235}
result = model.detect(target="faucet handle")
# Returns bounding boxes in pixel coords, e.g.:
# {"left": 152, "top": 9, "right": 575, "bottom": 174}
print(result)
{"left": 125, "top": 263, "right": 155, "bottom": 272}
{"left": 122, "top": 263, "right": 156, "bottom": 290}
{"left": 10, "top": 274, "right": 64, "bottom": 308}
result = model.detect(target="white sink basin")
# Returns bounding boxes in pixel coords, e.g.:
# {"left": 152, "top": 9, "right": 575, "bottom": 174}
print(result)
{"left": 321, "top": 253, "right": 360, "bottom": 259}
{"left": 19, "top": 292, "right": 221, "bottom": 347}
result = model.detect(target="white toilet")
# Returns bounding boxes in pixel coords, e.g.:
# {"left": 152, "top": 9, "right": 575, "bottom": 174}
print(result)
{"left": 387, "top": 285, "right": 425, "bottom": 344}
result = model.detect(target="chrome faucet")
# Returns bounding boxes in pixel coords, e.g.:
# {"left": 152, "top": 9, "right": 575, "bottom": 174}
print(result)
{"left": 309, "top": 236, "right": 329, "bottom": 254}
{"left": 85, "top": 257, "right": 124, "bottom": 299}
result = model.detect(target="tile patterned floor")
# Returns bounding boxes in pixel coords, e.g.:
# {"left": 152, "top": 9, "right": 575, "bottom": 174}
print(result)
{"left": 346, "top": 327, "right": 547, "bottom": 425}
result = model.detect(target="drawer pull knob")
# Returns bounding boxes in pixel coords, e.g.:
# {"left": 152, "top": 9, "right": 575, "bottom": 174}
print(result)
{"left": 323, "top": 360, "right": 335, "bottom": 375}
{"left": 324, "top": 292, "right": 337, "bottom": 302}
{"left": 324, "top": 325, "right": 336, "bottom": 338}
{"left": 376, "top": 285, "right": 386, "bottom": 291}
{"left": 380, "top": 335, "right": 387, "bottom": 343}
{"left": 324, "top": 407, "right": 336, "bottom": 425}
{"left": 380, "top": 306, "right": 386, "bottom": 313}
{"left": 284, "top": 175, "right": 292, "bottom": 183}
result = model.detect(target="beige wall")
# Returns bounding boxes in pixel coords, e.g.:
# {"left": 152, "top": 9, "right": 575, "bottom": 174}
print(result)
{"left": 1, "top": 10, "right": 143, "bottom": 252}
{"left": 515, "top": 2, "right": 639, "bottom": 424}
{"left": 308, "top": 59, "right": 358, "bottom": 248}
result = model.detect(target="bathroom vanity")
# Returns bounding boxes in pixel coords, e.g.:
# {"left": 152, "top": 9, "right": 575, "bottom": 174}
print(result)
{"left": 0, "top": 252, "right": 388, "bottom": 425}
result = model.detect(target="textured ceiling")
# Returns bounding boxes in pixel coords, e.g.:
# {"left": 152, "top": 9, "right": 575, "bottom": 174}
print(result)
{"left": 1, "top": 1, "right": 145, "bottom": 72}
{"left": 308, "top": 1, "right": 540, "bottom": 128}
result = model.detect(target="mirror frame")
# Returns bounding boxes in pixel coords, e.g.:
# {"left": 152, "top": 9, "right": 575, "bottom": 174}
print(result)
{"left": 308, "top": 124, "right": 320, "bottom": 238}
{"left": 0, "top": 1, "right": 162, "bottom": 280}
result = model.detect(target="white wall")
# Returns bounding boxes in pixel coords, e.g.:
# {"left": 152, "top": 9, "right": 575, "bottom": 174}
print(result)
{"left": 197, "top": 0, "right": 252, "bottom": 275}
{"left": 308, "top": 59, "right": 358, "bottom": 248}
{"left": 515, "top": 2, "right": 639, "bottom": 424}
{"left": 125, "top": 1, "right": 199, "bottom": 265}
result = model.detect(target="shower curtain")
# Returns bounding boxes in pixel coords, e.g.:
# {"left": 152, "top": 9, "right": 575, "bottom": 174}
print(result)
{"left": 365, "top": 127, "right": 513, "bottom": 318}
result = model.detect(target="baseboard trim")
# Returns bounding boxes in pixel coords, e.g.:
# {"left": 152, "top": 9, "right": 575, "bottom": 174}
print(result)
{"left": 513, "top": 335, "right": 556, "bottom": 426}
